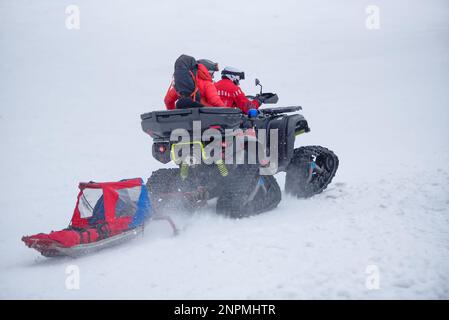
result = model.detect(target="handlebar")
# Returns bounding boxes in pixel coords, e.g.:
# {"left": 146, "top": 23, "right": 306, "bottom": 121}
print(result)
{"left": 259, "top": 106, "right": 302, "bottom": 115}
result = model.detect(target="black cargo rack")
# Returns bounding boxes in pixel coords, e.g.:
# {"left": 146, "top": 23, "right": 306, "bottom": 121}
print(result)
{"left": 141, "top": 107, "right": 244, "bottom": 139}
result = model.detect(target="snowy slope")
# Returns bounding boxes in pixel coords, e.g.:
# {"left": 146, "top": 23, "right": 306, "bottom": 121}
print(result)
{"left": 0, "top": 0, "right": 448, "bottom": 299}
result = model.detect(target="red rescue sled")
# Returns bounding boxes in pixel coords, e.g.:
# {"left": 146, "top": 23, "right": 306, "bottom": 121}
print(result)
{"left": 22, "top": 178, "right": 176, "bottom": 257}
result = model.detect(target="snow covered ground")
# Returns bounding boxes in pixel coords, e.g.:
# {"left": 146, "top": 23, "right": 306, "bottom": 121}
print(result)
{"left": 0, "top": 0, "right": 448, "bottom": 299}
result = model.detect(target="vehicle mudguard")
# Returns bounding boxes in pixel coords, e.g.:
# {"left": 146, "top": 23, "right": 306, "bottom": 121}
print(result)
{"left": 260, "top": 114, "right": 304, "bottom": 172}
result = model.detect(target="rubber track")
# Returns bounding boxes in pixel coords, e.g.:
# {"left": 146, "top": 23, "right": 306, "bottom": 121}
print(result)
{"left": 285, "top": 145, "right": 339, "bottom": 198}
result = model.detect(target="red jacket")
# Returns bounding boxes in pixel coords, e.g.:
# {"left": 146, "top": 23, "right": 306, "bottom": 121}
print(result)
{"left": 214, "top": 78, "right": 260, "bottom": 114}
{"left": 164, "top": 63, "right": 224, "bottom": 110}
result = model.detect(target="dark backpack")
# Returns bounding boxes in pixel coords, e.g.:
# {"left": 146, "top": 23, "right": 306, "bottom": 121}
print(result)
{"left": 173, "top": 54, "right": 201, "bottom": 104}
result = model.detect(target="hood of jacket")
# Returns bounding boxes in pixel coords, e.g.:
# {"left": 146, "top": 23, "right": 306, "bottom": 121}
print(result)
{"left": 197, "top": 63, "right": 213, "bottom": 82}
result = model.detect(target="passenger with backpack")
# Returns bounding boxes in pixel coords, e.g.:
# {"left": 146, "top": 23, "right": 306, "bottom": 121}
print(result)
{"left": 164, "top": 55, "right": 224, "bottom": 110}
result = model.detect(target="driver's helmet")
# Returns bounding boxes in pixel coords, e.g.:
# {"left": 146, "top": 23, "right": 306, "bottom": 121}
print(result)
{"left": 221, "top": 66, "right": 245, "bottom": 85}
{"left": 197, "top": 59, "right": 219, "bottom": 78}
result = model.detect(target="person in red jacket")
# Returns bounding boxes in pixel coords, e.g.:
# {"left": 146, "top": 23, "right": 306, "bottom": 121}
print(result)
{"left": 215, "top": 67, "right": 261, "bottom": 114}
{"left": 164, "top": 59, "right": 224, "bottom": 110}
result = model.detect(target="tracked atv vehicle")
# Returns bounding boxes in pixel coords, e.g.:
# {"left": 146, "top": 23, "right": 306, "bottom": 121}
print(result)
{"left": 141, "top": 80, "right": 339, "bottom": 218}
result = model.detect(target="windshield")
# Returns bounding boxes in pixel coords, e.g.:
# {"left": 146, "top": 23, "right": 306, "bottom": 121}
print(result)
{"left": 78, "top": 188, "right": 104, "bottom": 219}
{"left": 115, "top": 186, "right": 141, "bottom": 217}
